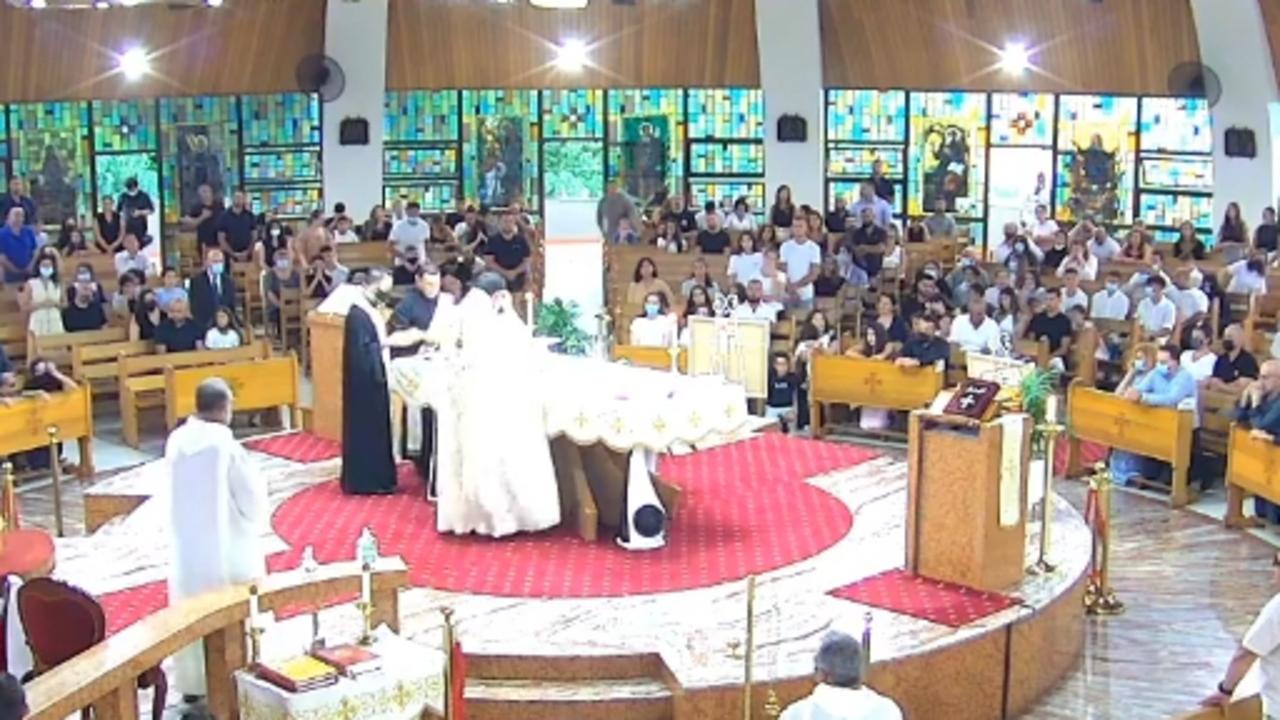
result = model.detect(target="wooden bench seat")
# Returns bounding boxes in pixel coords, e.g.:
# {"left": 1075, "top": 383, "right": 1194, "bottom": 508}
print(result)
{"left": 71, "top": 340, "right": 155, "bottom": 393}
{"left": 809, "top": 354, "right": 945, "bottom": 438}
{"left": 165, "top": 353, "right": 303, "bottom": 431}
{"left": 27, "top": 327, "right": 128, "bottom": 368}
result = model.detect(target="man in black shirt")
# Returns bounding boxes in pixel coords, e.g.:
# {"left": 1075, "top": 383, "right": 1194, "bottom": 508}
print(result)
{"left": 218, "top": 190, "right": 258, "bottom": 263}
{"left": 843, "top": 207, "right": 887, "bottom": 280}
{"left": 62, "top": 280, "right": 108, "bottom": 332}
{"left": 155, "top": 298, "right": 203, "bottom": 352}
{"left": 183, "top": 184, "right": 224, "bottom": 250}
{"left": 695, "top": 212, "right": 731, "bottom": 254}
{"left": 1209, "top": 323, "right": 1261, "bottom": 390}
{"left": 118, "top": 177, "right": 155, "bottom": 247}
{"left": 1026, "top": 291, "right": 1073, "bottom": 359}
{"left": 765, "top": 352, "right": 798, "bottom": 433}
{"left": 1258, "top": 207, "right": 1279, "bottom": 253}
{"left": 482, "top": 212, "right": 532, "bottom": 291}
{"left": 824, "top": 197, "right": 850, "bottom": 233}
{"left": 871, "top": 159, "right": 895, "bottom": 204}
{"left": 896, "top": 314, "right": 950, "bottom": 369}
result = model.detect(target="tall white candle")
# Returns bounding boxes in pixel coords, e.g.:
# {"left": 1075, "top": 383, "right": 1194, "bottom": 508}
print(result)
{"left": 248, "top": 586, "right": 260, "bottom": 620}
{"left": 1046, "top": 394, "right": 1060, "bottom": 424}
{"left": 525, "top": 294, "right": 535, "bottom": 327}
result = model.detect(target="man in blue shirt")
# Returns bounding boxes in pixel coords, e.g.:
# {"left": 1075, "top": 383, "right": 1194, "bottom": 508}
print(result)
{"left": 1110, "top": 343, "right": 1198, "bottom": 486}
{"left": 846, "top": 181, "right": 894, "bottom": 230}
{"left": 0, "top": 178, "right": 37, "bottom": 226}
{"left": 0, "top": 207, "right": 37, "bottom": 283}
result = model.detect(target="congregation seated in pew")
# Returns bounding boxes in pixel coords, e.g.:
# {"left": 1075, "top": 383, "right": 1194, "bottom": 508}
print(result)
{"left": 627, "top": 256, "right": 673, "bottom": 306}
{"left": 629, "top": 292, "right": 677, "bottom": 348}
{"left": 1111, "top": 343, "right": 1199, "bottom": 488}
{"left": 1232, "top": 360, "right": 1280, "bottom": 522}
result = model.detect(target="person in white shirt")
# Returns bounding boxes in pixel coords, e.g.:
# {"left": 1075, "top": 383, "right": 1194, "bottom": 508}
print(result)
{"left": 759, "top": 248, "right": 789, "bottom": 303}
{"left": 1135, "top": 275, "right": 1177, "bottom": 340}
{"left": 992, "top": 223, "right": 1044, "bottom": 265}
{"left": 983, "top": 268, "right": 1012, "bottom": 309}
{"left": 694, "top": 200, "right": 723, "bottom": 232}
{"left": 779, "top": 229, "right": 822, "bottom": 311}
{"left": 1201, "top": 549, "right": 1280, "bottom": 716}
{"left": 1088, "top": 225, "right": 1122, "bottom": 262}
{"left": 728, "top": 232, "right": 764, "bottom": 285}
{"left": 1225, "top": 256, "right": 1270, "bottom": 295}
{"left": 203, "top": 306, "right": 243, "bottom": 350}
{"left": 388, "top": 201, "right": 430, "bottom": 264}
{"left": 949, "top": 293, "right": 1002, "bottom": 354}
{"left": 724, "top": 197, "right": 758, "bottom": 233}
{"left": 781, "top": 631, "right": 902, "bottom": 720}
{"left": 1028, "top": 204, "right": 1059, "bottom": 243}
{"left": 1171, "top": 268, "right": 1209, "bottom": 323}
{"left": 1059, "top": 268, "right": 1090, "bottom": 314}
{"left": 1056, "top": 241, "right": 1098, "bottom": 281}
{"left": 113, "top": 232, "right": 154, "bottom": 278}
{"left": 734, "top": 279, "right": 781, "bottom": 322}
{"left": 628, "top": 292, "right": 677, "bottom": 348}
{"left": 330, "top": 215, "right": 360, "bottom": 244}
{"left": 1090, "top": 271, "right": 1131, "bottom": 321}
{"left": 1179, "top": 325, "right": 1218, "bottom": 382}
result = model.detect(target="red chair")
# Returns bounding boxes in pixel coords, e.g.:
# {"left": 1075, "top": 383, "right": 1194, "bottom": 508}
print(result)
{"left": 17, "top": 578, "right": 167, "bottom": 720}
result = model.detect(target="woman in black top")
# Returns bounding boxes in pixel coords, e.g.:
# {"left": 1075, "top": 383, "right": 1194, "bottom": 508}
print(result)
{"left": 1256, "top": 207, "right": 1279, "bottom": 253}
{"left": 260, "top": 217, "right": 294, "bottom": 262}
{"left": 131, "top": 288, "right": 165, "bottom": 342}
{"left": 871, "top": 293, "right": 909, "bottom": 357}
{"left": 769, "top": 185, "right": 795, "bottom": 230}
{"left": 364, "top": 205, "right": 393, "bottom": 241}
{"left": 905, "top": 218, "right": 929, "bottom": 243}
{"left": 1218, "top": 202, "right": 1249, "bottom": 245}
{"left": 1173, "top": 221, "right": 1206, "bottom": 261}
{"left": 94, "top": 196, "right": 122, "bottom": 253}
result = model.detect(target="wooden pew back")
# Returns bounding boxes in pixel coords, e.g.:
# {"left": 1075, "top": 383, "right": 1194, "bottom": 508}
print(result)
{"left": 335, "top": 241, "right": 392, "bottom": 270}
{"left": 612, "top": 345, "right": 686, "bottom": 373}
{"left": 165, "top": 354, "right": 302, "bottom": 429}
{"left": 0, "top": 322, "right": 25, "bottom": 367}
{"left": 0, "top": 384, "right": 94, "bottom": 459}
{"left": 118, "top": 339, "right": 271, "bottom": 384}
{"left": 27, "top": 327, "right": 128, "bottom": 367}
{"left": 1227, "top": 425, "right": 1280, "bottom": 508}
{"left": 809, "top": 354, "right": 945, "bottom": 437}
{"left": 1199, "top": 385, "right": 1244, "bottom": 456}
{"left": 71, "top": 340, "right": 154, "bottom": 387}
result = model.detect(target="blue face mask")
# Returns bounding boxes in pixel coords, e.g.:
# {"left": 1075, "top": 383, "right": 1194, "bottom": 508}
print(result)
{"left": 1133, "top": 357, "right": 1148, "bottom": 372}
{"left": 644, "top": 303, "right": 661, "bottom": 318}
{"left": 211, "top": 262, "right": 224, "bottom": 275}
{"left": 1156, "top": 360, "right": 1173, "bottom": 377}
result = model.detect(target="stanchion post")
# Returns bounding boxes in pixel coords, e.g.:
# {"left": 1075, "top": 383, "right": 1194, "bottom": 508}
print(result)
{"left": 442, "top": 607, "right": 456, "bottom": 720}
{"left": 0, "top": 461, "right": 15, "bottom": 532}
{"left": 743, "top": 575, "right": 757, "bottom": 720}
{"left": 46, "top": 426, "right": 63, "bottom": 537}
{"left": 1029, "top": 420, "right": 1065, "bottom": 574}
{"left": 1084, "top": 466, "right": 1126, "bottom": 616}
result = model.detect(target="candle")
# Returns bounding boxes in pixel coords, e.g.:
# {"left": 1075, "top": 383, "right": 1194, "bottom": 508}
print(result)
{"left": 248, "top": 585, "right": 260, "bottom": 621}
{"left": 525, "top": 294, "right": 535, "bottom": 327}
{"left": 1046, "top": 394, "right": 1059, "bottom": 424}
{"left": 360, "top": 565, "right": 371, "bottom": 605}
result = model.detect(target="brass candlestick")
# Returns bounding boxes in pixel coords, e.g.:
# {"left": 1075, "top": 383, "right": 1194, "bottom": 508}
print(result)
{"left": 247, "top": 584, "right": 264, "bottom": 664}
{"left": 357, "top": 562, "right": 374, "bottom": 645}
{"left": 1084, "top": 466, "right": 1126, "bottom": 616}
{"left": 1028, "top": 421, "right": 1066, "bottom": 575}
{"left": 742, "top": 575, "right": 757, "bottom": 720}
{"left": 441, "top": 607, "right": 457, "bottom": 720}
{"left": 861, "top": 611, "right": 873, "bottom": 679}
{"left": 1, "top": 461, "right": 15, "bottom": 532}
{"left": 46, "top": 426, "right": 64, "bottom": 537}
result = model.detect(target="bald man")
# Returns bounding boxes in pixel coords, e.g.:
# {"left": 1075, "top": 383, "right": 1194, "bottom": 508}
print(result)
{"left": 1208, "top": 324, "right": 1261, "bottom": 391}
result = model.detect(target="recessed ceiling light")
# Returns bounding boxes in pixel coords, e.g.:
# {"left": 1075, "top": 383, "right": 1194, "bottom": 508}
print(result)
{"left": 554, "top": 38, "right": 588, "bottom": 72}
{"left": 999, "top": 42, "right": 1030, "bottom": 76}
{"left": 119, "top": 47, "right": 151, "bottom": 81}
{"left": 93, "top": 0, "right": 111, "bottom": 8}
{"left": 28, "top": 0, "right": 47, "bottom": 7}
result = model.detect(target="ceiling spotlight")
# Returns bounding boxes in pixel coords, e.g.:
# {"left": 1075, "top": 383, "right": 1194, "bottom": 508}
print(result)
{"left": 118, "top": 47, "right": 151, "bottom": 81}
{"left": 205, "top": 0, "right": 224, "bottom": 6}
{"left": 28, "top": 0, "right": 47, "bottom": 7}
{"left": 93, "top": 0, "right": 110, "bottom": 8}
{"left": 998, "top": 42, "right": 1030, "bottom": 76}
{"left": 531, "top": 0, "right": 589, "bottom": 7}
{"left": 554, "top": 38, "right": 588, "bottom": 73}
{"left": 120, "top": 0, "right": 141, "bottom": 5}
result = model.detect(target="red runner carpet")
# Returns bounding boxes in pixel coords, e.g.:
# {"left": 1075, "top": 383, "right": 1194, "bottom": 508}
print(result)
{"left": 244, "top": 432, "right": 342, "bottom": 464}
{"left": 100, "top": 435, "right": 873, "bottom": 632}
{"left": 830, "top": 569, "right": 1020, "bottom": 628}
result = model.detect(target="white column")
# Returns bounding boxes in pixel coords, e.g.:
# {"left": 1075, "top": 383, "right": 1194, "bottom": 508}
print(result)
{"left": 1190, "top": 0, "right": 1280, "bottom": 223}
{"left": 322, "top": 0, "right": 388, "bottom": 215}
{"left": 753, "top": 0, "right": 824, "bottom": 208}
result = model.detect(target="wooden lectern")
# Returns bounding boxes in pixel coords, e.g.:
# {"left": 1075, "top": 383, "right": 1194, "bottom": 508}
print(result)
{"left": 906, "top": 411, "right": 1032, "bottom": 592}
{"left": 307, "top": 312, "right": 346, "bottom": 443}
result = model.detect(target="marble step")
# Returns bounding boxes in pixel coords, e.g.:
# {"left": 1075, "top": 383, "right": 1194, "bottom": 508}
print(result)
{"left": 466, "top": 652, "right": 669, "bottom": 682}
{"left": 465, "top": 677, "right": 674, "bottom": 720}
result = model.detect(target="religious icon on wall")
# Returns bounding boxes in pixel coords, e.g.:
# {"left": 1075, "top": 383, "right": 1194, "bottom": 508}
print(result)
{"left": 1065, "top": 133, "right": 1121, "bottom": 222}
{"left": 26, "top": 133, "right": 80, "bottom": 226}
{"left": 621, "top": 116, "right": 669, "bottom": 204}
{"left": 477, "top": 116, "right": 524, "bottom": 207}
{"left": 176, "top": 125, "right": 225, "bottom": 211}
{"left": 920, "top": 123, "right": 970, "bottom": 212}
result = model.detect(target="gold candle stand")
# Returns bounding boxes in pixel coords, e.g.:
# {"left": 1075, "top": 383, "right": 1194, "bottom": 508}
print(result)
{"left": 441, "top": 607, "right": 457, "bottom": 720}
{"left": 357, "top": 563, "right": 374, "bottom": 645}
{"left": 47, "top": 426, "right": 64, "bottom": 537}
{"left": 1084, "top": 466, "right": 1125, "bottom": 616}
{"left": 1028, "top": 421, "right": 1065, "bottom": 575}
{"left": 742, "top": 574, "right": 757, "bottom": 720}
{"left": 1, "top": 461, "right": 15, "bottom": 534}
{"left": 247, "top": 584, "right": 264, "bottom": 664}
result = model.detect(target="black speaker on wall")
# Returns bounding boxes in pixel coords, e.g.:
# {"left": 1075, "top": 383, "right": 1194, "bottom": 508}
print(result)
{"left": 339, "top": 117, "right": 370, "bottom": 146}
{"left": 777, "top": 114, "right": 807, "bottom": 143}
{"left": 1225, "top": 127, "right": 1257, "bottom": 158}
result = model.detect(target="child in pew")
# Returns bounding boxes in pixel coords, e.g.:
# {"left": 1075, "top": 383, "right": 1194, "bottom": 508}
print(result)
{"left": 766, "top": 352, "right": 799, "bottom": 433}
{"left": 204, "top": 306, "right": 243, "bottom": 350}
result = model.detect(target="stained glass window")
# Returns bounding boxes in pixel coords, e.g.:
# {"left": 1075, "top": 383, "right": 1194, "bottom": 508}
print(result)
{"left": 688, "top": 141, "right": 765, "bottom": 176}
{"left": 607, "top": 88, "right": 685, "bottom": 199}
{"left": 383, "top": 183, "right": 459, "bottom": 212}
{"left": 826, "top": 146, "right": 903, "bottom": 178}
{"left": 462, "top": 89, "right": 540, "bottom": 209}
{"left": 243, "top": 150, "right": 322, "bottom": 182}
{"left": 385, "top": 91, "right": 460, "bottom": 143}
{"left": 687, "top": 89, "right": 764, "bottom": 140}
{"left": 1140, "top": 97, "right": 1212, "bottom": 154}
{"left": 383, "top": 147, "right": 460, "bottom": 178}
{"left": 159, "top": 95, "right": 241, "bottom": 226}
{"left": 990, "top": 92, "right": 1053, "bottom": 146}
{"left": 686, "top": 89, "right": 765, "bottom": 216}
{"left": 239, "top": 93, "right": 322, "bottom": 218}
{"left": 0, "top": 103, "right": 9, "bottom": 182}
{"left": 1139, "top": 192, "right": 1213, "bottom": 228}
{"left": 1139, "top": 156, "right": 1214, "bottom": 192}
{"left": 92, "top": 99, "right": 158, "bottom": 153}
{"left": 251, "top": 187, "right": 324, "bottom": 218}
{"left": 541, "top": 89, "right": 604, "bottom": 140}
{"left": 240, "top": 93, "right": 321, "bottom": 147}
{"left": 826, "top": 90, "right": 907, "bottom": 143}
{"left": 11, "top": 101, "right": 92, "bottom": 224}
{"left": 1054, "top": 95, "right": 1138, "bottom": 224}
{"left": 906, "top": 92, "right": 988, "bottom": 219}
{"left": 687, "top": 181, "right": 765, "bottom": 215}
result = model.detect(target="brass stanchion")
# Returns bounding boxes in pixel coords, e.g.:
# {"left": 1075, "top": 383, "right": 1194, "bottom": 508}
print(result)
{"left": 46, "top": 426, "right": 64, "bottom": 537}
{"left": 1028, "top": 420, "right": 1066, "bottom": 575}
{"left": 247, "top": 584, "right": 264, "bottom": 664}
{"left": 743, "top": 575, "right": 757, "bottom": 720}
{"left": 1084, "top": 466, "right": 1125, "bottom": 616}
{"left": 1, "top": 461, "right": 15, "bottom": 532}
{"left": 861, "top": 611, "right": 872, "bottom": 680}
{"left": 441, "top": 607, "right": 456, "bottom": 720}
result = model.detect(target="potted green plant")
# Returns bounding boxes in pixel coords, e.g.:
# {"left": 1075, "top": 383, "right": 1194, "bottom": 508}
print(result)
{"left": 533, "top": 298, "right": 593, "bottom": 356}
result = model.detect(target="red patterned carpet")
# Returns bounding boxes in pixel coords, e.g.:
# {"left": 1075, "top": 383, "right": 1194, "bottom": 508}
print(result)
{"left": 244, "top": 431, "right": 342, "bottom": 463}
{"left": 831, "top": 569, "right": 1020, "bottom": 628}
{"left": 99, "top": 435, "right": 874, "bottom": 631}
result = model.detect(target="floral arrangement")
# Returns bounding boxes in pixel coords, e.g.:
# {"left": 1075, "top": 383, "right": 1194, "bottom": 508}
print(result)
{"left": 533, "top": 298, "right": 593, "bottom": 356}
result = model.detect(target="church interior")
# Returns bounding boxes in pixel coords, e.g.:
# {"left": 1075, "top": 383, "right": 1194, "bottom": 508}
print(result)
{"left": 1, "top": 0, "right": 1279, "bottom": 719}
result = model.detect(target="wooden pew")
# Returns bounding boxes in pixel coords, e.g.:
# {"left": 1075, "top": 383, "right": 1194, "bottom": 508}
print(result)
{"left": 27, "top": 327, "right": 128, "bottom": 367}
{"left": 335, "top": 241, "right": 392, "bottom": 270}
{"left": 809, "top": 354, "right": 945, "bottom": 438}
{"left": 1071, "top": 323, "right": 1099, "bottom": 387}
{"left": 165, "top": 354, "right": 303, "bottom": 431}
{"left": 1225, "top": 424, "right": 1280, "bottom": 529}
{"left": 0, "top": 384, "right": 95, "bottom": 477}
{"left": 1246, "top": 292, "right": 1280, "bottom": 337}
{"left": 71, "top": 340, "right": 154, "bottom": 394}
{"left": 612, "top": 345, "right": 686, "bottom": 373}
{"left": 1066, "top": 379, "right": 1195, "bottom": 507}
{"left": 117, "top": 340, "right": 271, "bottom": 448}
{"left": 0, "top": 322, "right": 25, "bottom": 367}
{"left": 1199, "top": 384, "right": 1244, "bottom": 458}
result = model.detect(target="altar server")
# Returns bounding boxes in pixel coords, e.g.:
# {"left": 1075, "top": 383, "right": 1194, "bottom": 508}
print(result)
{"left": 166, "top": 378, "right": 267, "bottom": 703}
{"left": 781, "top": 632, "right": 902, "bottom": 720}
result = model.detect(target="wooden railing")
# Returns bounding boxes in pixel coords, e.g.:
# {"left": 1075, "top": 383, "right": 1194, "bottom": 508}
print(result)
{"left": 26, "top": 558, "right": 410, "bottom": 720}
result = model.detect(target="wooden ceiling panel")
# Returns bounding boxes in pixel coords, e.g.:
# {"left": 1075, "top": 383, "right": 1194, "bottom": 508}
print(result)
{"left": 821, "top": 0, "right": 1200, "bottom": 94}
{"left": 0, "top": 0, "right": 324, "bottom": 102}
{"left": 387, "top": 0, "right": 760, "bottom": 90}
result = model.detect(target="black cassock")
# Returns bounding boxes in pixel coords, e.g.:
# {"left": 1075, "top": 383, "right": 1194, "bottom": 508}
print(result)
{"left": 341, "top": 305, "right": 398, "bottom": 495}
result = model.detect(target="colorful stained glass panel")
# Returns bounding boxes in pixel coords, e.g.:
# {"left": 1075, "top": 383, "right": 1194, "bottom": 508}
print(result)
{"left": 11, "top": 101, "right": 92, "bottom": 224}
{"left": 250, "top": 186, "right": 323, "bottom": 218}
{"left": 93, "top": 99, "right": 158, "bottom": 152}
{"left": 159, "top": 95, "right": 241, "bottom": 224}
{"left": 1139, "top": 155, "right": 1214, "bottom": 192}
{"left": 826, "top": 89, "right": 907, "bottom": 143}
{"left": 1054, "top": 95, "right": 1138, "bottom": 223}
{"left": 240, "top": 93, "right": 321, "bottom": 147}
{"left": 607, "top": 88, "right": 685, "bottom": 195}
{"left": 383, "top": 182, "right": 459, "bottom": 212}
{"left": 687, "top": 181, "right": 765, "bottom": 216}
{"left": 1139, "top": 192, "right": 1213, "bottom": 229}
{"left": 1140, "top": 97, "right": 1212, "bottom": 154}
{"left": 687, "top": 89, "right": 764, "bottom": 140}
{"left": 384, "top": 147, "right": 459, "bottom": 178}
{"left": 990, "top": 92, "right": 1053, "bottom": 146}
{"left": 906, "top": 92, "right": 988, "bottom": 218}
{"left": 828, "top": 179, "right": 904, "bottom": 216}
{"left": 541, "top": 88, "right": 604, "bottom": 139}
{"left": 243, "top": 150, "right": 322, "bottom": 182}
{"left": 462, "top": 89, "right": 539, "bottom": 209}
{"left": 688, "top": 141, "right": 764, "bottom": 176}
{"left": 826, "top": 145, "right": 904, "bottom": 178}
{"left": 385, "top": 90, "right": 460, "bottom": 143}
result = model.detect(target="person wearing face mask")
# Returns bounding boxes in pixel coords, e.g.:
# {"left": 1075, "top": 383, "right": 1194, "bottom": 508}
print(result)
{"left": 265, "top": 249, "right": 301, "bottom": 333}
{"left": 994, "top": 222, "right": 1044, "bottom": 266}
{"left": 130, "top": 288, "right": 165, "bottom": 342}
{"left": 111, "top": 270, "right": 143, "bottom": 322}
{"left": 1089, "top": 270, "right": 1130, "bottom": 321}
{"left": 164, "top": 377, "right": 268, "bottom": 710}
{"left": 1208, "top": 324, "right": 1260, "bottom": 391}
{"left": 189, "top": 248, "right": 237, "bottom": 331}
{"left": 117, "top": 176, "right": 155, "bottom": 247}
{"left": 390, "top": 201, "right": 431, "bottom": 266}
{"left": 61, "top": 273, "right": 108, "bottom": 333}
{"left": 628, "top": 291, "right": 676, "bottom": 348}
{"left": 306, "top": 246, "right": 349, "bottom": 299}
{"left": 1111, "top": 343, "right": 1198, "bottom": 486}
{"left": 20, "top": 251, "right": 64, "bottom": 336}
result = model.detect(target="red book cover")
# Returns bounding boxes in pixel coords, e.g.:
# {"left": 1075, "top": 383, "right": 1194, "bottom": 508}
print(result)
{"left": 311, "top": 644, "right": 381, "bottom": 676}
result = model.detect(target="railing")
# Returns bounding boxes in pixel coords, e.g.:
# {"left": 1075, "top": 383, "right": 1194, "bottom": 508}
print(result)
{"left": 26, "top": 557, "right": 410, "bottom": 720}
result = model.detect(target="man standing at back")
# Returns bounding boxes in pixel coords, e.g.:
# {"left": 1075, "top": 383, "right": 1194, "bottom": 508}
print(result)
{"left": 166, "top": 378, "right": 267, "bottom": 714}
{"left": 781, "top": 631, "right": 901, "bottom": 719}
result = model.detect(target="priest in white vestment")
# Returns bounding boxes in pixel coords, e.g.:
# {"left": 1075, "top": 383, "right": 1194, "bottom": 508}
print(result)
{"left": 431, "top": 272, "right": 561, "bottom": 537}
{"left": 165, "top": 378, "right": 268, "bottom": 702}
{"left": 781, "top": 632, "right": 902, "bottom": 720}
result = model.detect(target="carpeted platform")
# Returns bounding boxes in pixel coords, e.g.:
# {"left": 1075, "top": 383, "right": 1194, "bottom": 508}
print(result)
{"left": 830, "top": 569, "right": 1020, "bottom": 628}
{"left": 244, "top": 431, "right": 342, "bottom": 463}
